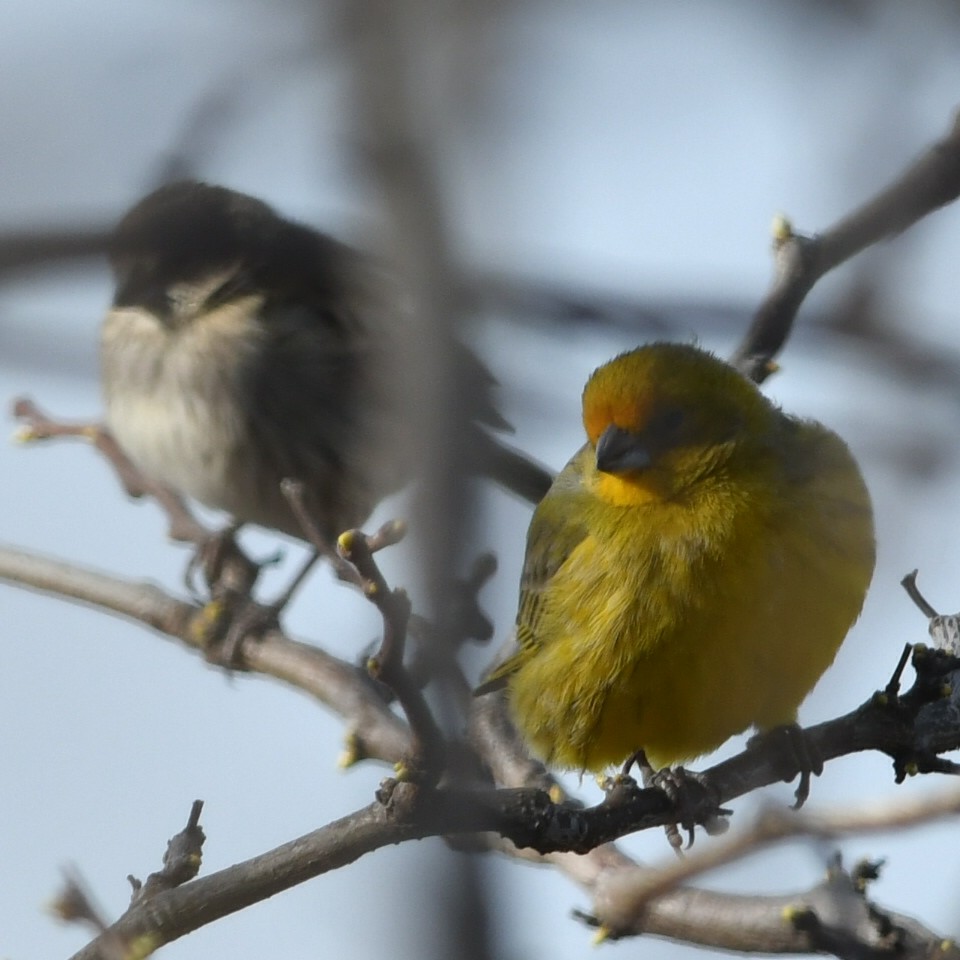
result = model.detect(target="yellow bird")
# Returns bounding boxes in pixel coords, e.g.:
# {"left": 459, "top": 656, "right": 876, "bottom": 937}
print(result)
{"left": 477, "top": 342, "right": 875, "bottom": 773}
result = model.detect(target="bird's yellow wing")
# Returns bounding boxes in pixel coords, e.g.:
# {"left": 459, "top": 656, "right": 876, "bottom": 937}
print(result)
{"left": 474, "top": 447, "right": 591, "bottom": 694}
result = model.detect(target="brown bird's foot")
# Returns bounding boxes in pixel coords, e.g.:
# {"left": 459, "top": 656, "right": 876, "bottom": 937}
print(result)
{"left": 213, "top": 551, "right": 323, "bottom": 670}
{"left": 191, "top": 594, "right": 278, "bottom": 671}
{"left": 187, "top": 532, "right": 320, "bottom": 669}
{"left": 185, "top": 524, "right": 263, "bottom": 599}
{"left": 622, "top": 751, "right": 729, "bottom": 852}
{"left": 748, "top": 723, "right": 823, "bottom": 809}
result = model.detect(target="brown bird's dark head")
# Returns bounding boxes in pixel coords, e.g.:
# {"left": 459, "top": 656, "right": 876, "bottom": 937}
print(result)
{"left": 108, "top": 180, "right": 353, "bottom": 326}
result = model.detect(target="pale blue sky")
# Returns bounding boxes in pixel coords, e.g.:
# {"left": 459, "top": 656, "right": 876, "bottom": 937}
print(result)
{"left": 3, "top": 3, "right": 960, "bottom": 959}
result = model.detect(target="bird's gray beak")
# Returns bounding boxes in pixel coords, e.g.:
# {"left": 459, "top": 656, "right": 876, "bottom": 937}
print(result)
{"left": 595, "top": 424, "right": 652, "bottom": 475}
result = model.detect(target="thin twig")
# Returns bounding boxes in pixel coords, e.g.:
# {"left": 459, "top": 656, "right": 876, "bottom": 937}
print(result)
{"left": 732, "top": 109, "right": 960, "bottom": 382}
{"left": 338, "top": 527, "right": 446, "bottom": 783}
{"left": 12, "top": 397, "right": 210, "bottom": 543}
{"left": 901, "top": 569, "right": 940, "bottom": 618}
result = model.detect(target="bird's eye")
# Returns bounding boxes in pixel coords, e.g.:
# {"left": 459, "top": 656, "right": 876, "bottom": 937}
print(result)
{"left": 163, "top": 287, "right": 186, "bottom": 314}
{"left": 165, "top": 282, "right": 205, "bottom": 317}
{"left": 655, "top": 407, "right": 685, "bottom": 434}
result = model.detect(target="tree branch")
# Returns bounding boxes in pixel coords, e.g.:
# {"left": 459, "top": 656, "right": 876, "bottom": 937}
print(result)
{"left": 5, "top": 541, "right": 960, "bottom": 958}
{"left": 732, "top": 109, "right": 960, "bottom": 382}
{"left": 0, "top": 543, "right": 412, "bottom": 765}
{"left": 592, "top": 786, "right": 960, "bottom": 922}
{"left": 4, "top": 541, "right": 960, "bottom": 850}
{"left": 69, "top": 792, "right": 428, "bottom": 960}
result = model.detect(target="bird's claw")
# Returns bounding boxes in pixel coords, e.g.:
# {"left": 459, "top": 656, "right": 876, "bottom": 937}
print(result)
{"left": 623, "top": 750, "right": 728, "bottom": 852}
{"left": 748, "top": 723, "right": 823, "bottom": 809}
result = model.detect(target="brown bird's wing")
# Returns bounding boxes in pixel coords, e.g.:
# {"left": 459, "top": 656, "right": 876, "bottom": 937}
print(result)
{"left": 474, "top": 447, "right": 591, "bottom": 694}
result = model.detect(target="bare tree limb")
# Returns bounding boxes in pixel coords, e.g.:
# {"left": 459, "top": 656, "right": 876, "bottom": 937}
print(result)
{"left": 0, "top": 543, "right": 412, "bottom": 765}
{"left": 471, "top": 701, "right": 960, "bottom": 957}
{"left": 68, "top": 792, "right": 429, "bottom": 960}
{"left": 0, "top": 228, "right": 109, "bottom": 275}
{"left": 13, "top": 398, "right": 211, "bottom": 544}
{"left": 338, "top": 525, "right": 446, "bottom": 783}
{"left": 732, "top": 109, "right": 960, "bottom": 382}
{"left": 4, "top": 540, "right": 960, "bottom": 851}
{"left": 50, "top": 751, "right": 960, "bottom": 959}
{"left": 592, "top": 861, "right": 960, "bottom": 958}
{"left": 593, "top": 786, "right": 960, "bottom": 921}
{"left": 5, "top": 541, "right": 960, "bottom": 958}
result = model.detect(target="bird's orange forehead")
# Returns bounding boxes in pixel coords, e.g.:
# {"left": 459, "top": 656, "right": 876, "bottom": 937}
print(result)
{"left": 582, "top": 396, "right": 651, "bottom": 445}
{"left": 581, "top": 347, "right": 670, "bottom": 443}
{"left": 581, "top": 342, "right": 723, "bottom": 445}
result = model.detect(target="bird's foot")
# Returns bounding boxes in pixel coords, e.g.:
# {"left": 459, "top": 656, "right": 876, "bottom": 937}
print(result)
{"left": 190, "top": 594, "right": 279, "bottom": 670}
{"left": 597, "top": 769, "right": 646, "bottom": 807}
{"left": 186, "top": 530, "right": 318, "bottom": 670}
{"left": 185, "top": 524, "right": 264, "bottom": 599}
{"left": 620, "top": 751, "right": 729, "bottom": 852}
{"left": 748, "top": 723, "right": 823, "bottom": 809}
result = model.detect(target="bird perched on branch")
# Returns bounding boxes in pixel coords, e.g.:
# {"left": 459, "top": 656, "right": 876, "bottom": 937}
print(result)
{"left": 100, "top": 181, "right": 551, "bottom": 545}
{"left": 476, "top": 342, "right": 874, "bottom": 775}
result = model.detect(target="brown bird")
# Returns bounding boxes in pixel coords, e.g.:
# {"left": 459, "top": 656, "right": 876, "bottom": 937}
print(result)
{"left": 100, "top": 181, "right": 551, "bottom": 545}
